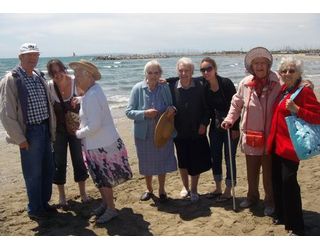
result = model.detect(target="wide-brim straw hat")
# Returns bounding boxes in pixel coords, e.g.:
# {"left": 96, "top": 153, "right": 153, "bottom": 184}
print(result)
{"left": 69, "top": 60, "right": 101, "bottom": 80}
{"left": 154, "top": 110, "right": 174, "bottom": 148}
{"left": 244, "top": 47, "right": 273, "bottom": 74}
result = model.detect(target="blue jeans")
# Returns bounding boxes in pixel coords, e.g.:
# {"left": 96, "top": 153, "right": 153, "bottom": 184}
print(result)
{"left": 53, "top": 130, "right": 88, "bottom": 184}
{"left": 209, "top": 126, "right": 239, "bottom": 187}
{"left": 20, "top": 122, "right": 54, "bottom": 214}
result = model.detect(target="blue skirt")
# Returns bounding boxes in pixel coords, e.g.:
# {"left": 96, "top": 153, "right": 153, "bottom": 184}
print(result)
{"left": 135, "top": 121, "right": 177, "bottom": 176}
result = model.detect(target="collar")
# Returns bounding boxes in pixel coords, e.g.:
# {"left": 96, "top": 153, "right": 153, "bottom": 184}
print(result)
{"left": 177, "top": 79, "right": 195, "bottom": 89}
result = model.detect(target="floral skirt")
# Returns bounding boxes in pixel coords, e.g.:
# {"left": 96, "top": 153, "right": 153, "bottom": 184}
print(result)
{"left": 83, "top": 138, "right": 132, "bottom": 188}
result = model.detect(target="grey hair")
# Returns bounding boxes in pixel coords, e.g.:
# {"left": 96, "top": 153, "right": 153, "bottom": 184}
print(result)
{"left": 176, "top": 57, "right": 194, "bottom": 73}
{"left": 278, "top": 56, "right": 304, "bottom": 75}
{"left": 144, "top": 60, "right": 163, "bottom": 76}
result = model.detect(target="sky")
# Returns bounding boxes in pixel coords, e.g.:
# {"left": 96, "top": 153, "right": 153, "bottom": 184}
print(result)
{"left": 1, "top": 0, "right": 320, "bottom": 58}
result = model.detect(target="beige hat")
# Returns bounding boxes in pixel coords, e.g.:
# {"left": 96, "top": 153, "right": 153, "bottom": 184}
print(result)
{"left": 154, "top": 110, "right": 174, "bottom": 148}
{"left": 69, "top": 60, "right": 101, "bottom": 80}
{"left": 244, "top": 47, "right": 273, "bottom": 74}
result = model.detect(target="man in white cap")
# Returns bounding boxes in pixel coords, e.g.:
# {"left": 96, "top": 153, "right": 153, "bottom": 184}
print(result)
{"left": 0, "top": 43, "right": 56, "bottom": 220}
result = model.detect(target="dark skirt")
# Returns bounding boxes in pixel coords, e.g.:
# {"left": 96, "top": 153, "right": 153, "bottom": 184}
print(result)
{"left": 174, "top": 136, "right": 212, "bottom": 176}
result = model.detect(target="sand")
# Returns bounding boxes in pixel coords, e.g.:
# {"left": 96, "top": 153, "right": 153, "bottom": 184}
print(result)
{"left": 0, "top": 115, "right": 319, "bottom": 237}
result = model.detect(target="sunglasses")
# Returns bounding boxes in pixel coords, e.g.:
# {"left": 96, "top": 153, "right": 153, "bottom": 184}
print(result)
{"left": 281, "top": 69, "right": 296, "bottom": 74}
{"left": 200, "top": 66, "right": 213, "bottom": 73}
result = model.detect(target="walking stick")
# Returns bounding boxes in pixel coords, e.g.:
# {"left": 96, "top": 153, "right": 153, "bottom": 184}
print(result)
{"left": 227, "top": 128, "right": 237, "bottom": 211}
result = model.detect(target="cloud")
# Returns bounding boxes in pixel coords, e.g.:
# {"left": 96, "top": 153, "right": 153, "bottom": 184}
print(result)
{"left": 0, "top": 13, "right": 319, "bottom": 57}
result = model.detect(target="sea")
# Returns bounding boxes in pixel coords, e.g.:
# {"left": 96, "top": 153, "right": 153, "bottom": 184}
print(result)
{"left": 1, "top": 54, "right": 320, "bottom": 139}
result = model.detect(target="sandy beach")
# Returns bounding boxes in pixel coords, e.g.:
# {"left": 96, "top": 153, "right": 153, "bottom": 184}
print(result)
{"left": 0, "top": 113, "right": 320, "bottom": 236}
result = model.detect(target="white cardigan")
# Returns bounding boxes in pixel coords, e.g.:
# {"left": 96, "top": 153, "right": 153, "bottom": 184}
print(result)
{"left": 76, "top": 83, "right": 119, "bottom": 150}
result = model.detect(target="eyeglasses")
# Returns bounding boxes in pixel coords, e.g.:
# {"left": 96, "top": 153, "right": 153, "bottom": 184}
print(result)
{"left": 200, "top": 66, "right": 213, "bottom": 73}
{"left": 281, "top": 69, "right": 296, "bottom": 74}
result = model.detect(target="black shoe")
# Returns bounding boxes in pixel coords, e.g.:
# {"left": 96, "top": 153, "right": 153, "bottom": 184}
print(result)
{"left": 28, "top": 212, "right": 48, "bottom": 220}
{"left": 207, "top": 192, "right": 222, "bottom": 199}
{"left": 140, "top": 192, "right": 153, "bottom": 201}
{"left": 44, "top": 204, "right": 57, "bottom": 213}
{"left": 159, "top": 193, "right": 168, "bottom": 203}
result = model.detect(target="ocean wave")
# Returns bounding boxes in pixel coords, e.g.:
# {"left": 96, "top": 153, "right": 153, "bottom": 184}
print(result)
{"left": 108, "top": 95, "right": 129, "bottom": 103}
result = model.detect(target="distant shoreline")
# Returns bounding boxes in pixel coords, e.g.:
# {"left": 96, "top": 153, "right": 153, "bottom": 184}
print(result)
{"left": 92, "top": 50, "right": 320, "bottom": 61}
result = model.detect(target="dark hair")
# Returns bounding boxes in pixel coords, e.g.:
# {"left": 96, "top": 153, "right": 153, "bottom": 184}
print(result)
{"left": 200, "top": 57, "right": 217, "bottom": 71}
{"left": 47, "top": 59, "right": 67, "bottom": 78}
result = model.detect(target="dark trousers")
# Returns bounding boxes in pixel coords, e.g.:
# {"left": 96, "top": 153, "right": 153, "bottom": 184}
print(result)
{"left": 20, "top": 122, "right": 54, "bottom": 214}
{"left": 53, "top": 130, "right": 88, "bottom": 185}
{"left": 272, "top": 154, "right": 304, "bottom": 234}
{"left": 209, "top": 126, "right": 239, "bottom": 187}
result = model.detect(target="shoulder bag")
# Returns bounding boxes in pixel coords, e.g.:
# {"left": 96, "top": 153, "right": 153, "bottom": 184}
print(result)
{"left": 285, "top": 87, "right": 320, "bottom": 160}
{"left": 54, "top": 82, "right": 80, "bottom": 135}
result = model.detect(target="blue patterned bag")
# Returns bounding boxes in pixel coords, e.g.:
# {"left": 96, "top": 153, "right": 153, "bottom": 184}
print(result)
{"left": 285, "top": 87, "right": 320, "bottom": 160}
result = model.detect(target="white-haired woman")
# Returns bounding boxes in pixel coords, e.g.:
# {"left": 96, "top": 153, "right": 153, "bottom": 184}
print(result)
{"left": 221, "top": 47, "right": 279, "bottom": 215}
{"left": 69, "top": 60, "right": 132, "bottom": 224}
{"left": 167, "top": 57, "right": 212, "bottom": 202}
{"left": 267, "top": 57, "right": 320, "bottom": 235}
{"left": 126, "top": 60, "right": 177, "bottom": 202}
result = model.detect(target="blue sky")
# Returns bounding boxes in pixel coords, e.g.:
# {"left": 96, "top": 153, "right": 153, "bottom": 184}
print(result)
{"left": 1, "top": 2, "right": 320, "bottom": 58}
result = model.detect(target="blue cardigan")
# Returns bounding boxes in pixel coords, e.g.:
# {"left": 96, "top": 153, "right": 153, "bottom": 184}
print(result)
{"left": 126, "top": 81, "right": 173, "bottom": 140}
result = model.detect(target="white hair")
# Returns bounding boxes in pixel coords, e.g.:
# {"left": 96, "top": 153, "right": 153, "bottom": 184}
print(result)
{"left": 144, "top": 60, "right": 163, "bottom": 76}
{"left": 176, "top": 57, "right": 194, "bottom": 73}
{"left": 278, "top": 56, "right": 304, "bottom": 75}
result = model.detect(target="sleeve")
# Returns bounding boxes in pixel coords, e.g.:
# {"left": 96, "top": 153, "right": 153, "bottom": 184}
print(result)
{"left": 76, "top": 91, "right": 105, "bottom": 139}
{"left": 224, "top": 79, "right": 245, "bottom": 126}
{"left": 225, "top": 78, "right": 240, "bottom": 131}
{"left": 296, "top": 87, "right": 320, "bottom": 124}
{"left": 0, "top": 76, "right": 26, "bottom": 144}
{"left": 125, "top": 84, "right": 145, "bottom": 121}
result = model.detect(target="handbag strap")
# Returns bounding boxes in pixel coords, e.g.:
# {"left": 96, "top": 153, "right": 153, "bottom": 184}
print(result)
{"left": 290, "top": 86, "right": 304, "bottom": 101}
{"left": 53, "top": 82, "right": 67, "bottom": 114}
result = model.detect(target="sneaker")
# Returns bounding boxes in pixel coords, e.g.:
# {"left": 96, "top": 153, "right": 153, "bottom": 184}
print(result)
{"left": 96, "top": 208, "right": 118, "bottom": 224}
{"left": 91, "top": 203, "right": 107, "bottom": 217}
{"left": 190, "top": 192, "right": 199, "bottom": 203}
{"left": 180, "top": 188, "right": 190, "bottom": 198}
{"left": 264, "top": 206, "right": 274, "bottom": 216}
{"left": 239, "top": 199, "right": 254, "bottom": 208}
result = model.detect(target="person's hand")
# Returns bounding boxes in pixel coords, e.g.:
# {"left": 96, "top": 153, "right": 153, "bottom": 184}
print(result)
{"left": 19, "top": 141, "right": 29, "bottom": 150}
{"left": 286, "top": 99, "right": 299, "bottom": 113}
{"left": 158, "top": 78, "right": 167, "bottom": 85}
{"left": 198, "top": 124, "right": 207, "bottom": 135}
{"left": 301, "top": 79, "right": 314, "bottom": 90}
{"left": 231, "top": 130, "right": 240, "bottom": 140}
{"left": 71, "top": 96, "right": 81, "bottom": 109}
{"left": 221, "top": 121, "right": 232, "bottom": 130}
{"left": 144, "top": 108, "right": 159, "bottom": 119}
{"left": 166, "top": 106, "right": 176, "bottom": 119}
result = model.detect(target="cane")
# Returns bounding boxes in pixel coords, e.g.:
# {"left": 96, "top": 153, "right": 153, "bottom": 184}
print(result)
{"left": 227, "top": 128, "right": 237, "bottom": 211}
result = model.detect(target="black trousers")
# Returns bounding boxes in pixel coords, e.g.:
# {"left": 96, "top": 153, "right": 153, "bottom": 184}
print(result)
{"left": 272, "top": 154, "right": 304, "bottom": 234}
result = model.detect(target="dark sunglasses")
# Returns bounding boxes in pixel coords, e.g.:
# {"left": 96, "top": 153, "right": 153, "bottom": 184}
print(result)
{"left": 200, "top": 66, "right": 213, "bottom": 73}
{"left": 281, "top": 69, "right": 296, "bottom": 74}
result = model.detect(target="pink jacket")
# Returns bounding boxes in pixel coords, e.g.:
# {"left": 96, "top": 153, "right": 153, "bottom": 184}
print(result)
{"left": 224, "top": 71, "right": 281, "bottom": 155}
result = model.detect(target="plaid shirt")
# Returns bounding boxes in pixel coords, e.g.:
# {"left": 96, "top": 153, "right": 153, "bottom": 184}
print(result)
{"left": 18, "top": 67, "right": 49, "bottom": 125}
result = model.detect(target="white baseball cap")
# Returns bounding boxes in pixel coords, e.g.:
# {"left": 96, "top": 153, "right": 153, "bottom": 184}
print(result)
{"left": 19, "top": 43, "right": 40, "bottom": 55}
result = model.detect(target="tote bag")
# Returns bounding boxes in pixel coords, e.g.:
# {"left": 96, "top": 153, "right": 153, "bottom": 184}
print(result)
{"left": 285, "top": 87, "right": 320, "bottom": 160}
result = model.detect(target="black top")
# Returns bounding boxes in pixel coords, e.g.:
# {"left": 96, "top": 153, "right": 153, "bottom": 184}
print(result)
{"left": 202, "top": 75, "right": 240, "bottom": 131}
{"left": 167, "top": 77, "right": 210, "bottom": 139}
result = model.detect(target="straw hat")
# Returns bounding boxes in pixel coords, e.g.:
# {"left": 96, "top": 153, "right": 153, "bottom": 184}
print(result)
{"left": 69, "top": 60, "right": 101, "bottom": 80}
{"left": 154, "top": 110, "right": 174, "bottom": 148}
{"left": 244, "top": 47, "right": 273, "bottom": 74}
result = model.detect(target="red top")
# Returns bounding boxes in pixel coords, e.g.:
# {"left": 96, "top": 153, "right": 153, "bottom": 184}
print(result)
{"left": 267, "top": 84, "right": 320, "bottom": 162}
